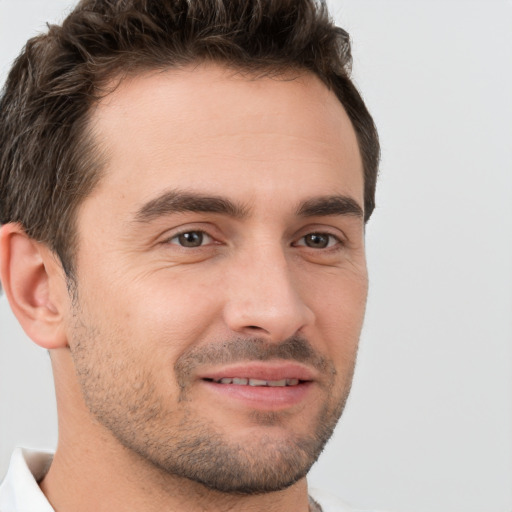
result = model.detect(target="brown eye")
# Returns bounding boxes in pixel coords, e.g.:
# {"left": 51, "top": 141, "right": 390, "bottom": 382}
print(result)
{"left": 170, "top": 231, "right": 211, "bottom": 247}
{"left": 296, "top": 233, "right": 340, "bottom": 249}
{"left": 304, "top": 233, "right": 329, "bottom": 248}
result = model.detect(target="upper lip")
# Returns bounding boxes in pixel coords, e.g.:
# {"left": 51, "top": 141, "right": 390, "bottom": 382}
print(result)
{"left": 197, "top": 361, "right": 317, "bottom": 382}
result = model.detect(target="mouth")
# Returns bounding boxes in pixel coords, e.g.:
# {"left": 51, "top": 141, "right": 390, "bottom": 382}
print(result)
{"left": 196, "top": 362, "right": 316, "bottom": 410}
{"left": 203, "top": 377, "right": 301, "bottom": 387}
{"left": 198, "top": 360, "right": 315, "bottom": 385}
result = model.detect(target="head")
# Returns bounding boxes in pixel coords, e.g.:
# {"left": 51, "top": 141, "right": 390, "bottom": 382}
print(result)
{"left": 0, "top": 0, "right": 379, "bottom": 281}
{"left": 0, "top": 0, "right": 379, "bottom": 496}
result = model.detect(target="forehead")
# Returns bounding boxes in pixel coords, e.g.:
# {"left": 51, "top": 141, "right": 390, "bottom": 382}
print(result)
{"left": 85, "top": 63, "right": 363, "bottom": 215}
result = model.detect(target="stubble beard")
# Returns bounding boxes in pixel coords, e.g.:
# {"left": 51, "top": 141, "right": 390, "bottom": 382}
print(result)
{"left": 69, "top": 307, "right": 356, "bottom": 495}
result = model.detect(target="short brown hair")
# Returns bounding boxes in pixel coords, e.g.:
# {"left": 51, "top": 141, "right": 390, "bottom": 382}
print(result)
{"left": 0, "top": 0, "right": 379, "bottom": 279}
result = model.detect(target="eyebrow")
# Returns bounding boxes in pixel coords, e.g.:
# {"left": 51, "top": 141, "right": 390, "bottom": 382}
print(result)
{"left": 296, "top": 195, "right": 364, "bottom": 219}
{"left": 133, "top": 189, "right": 363, "bottom": 224}
{"left": 134, "top": 189, "right": 249, "bottom": 223}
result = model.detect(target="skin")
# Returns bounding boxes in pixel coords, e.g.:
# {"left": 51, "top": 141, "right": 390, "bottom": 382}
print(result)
{"left": 0, "top": 63, "right": 367, "bottom": 512}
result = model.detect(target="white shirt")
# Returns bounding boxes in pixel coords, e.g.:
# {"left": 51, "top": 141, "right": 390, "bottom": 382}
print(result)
{"left": 0, "top": 448, "right": 379, "bottom": 512}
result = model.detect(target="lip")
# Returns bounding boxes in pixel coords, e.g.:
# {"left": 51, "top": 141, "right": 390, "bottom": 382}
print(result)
{"left": 196, "top": 361, "right": 317, "bottom": 411}
{"left": 196, "top": 361, "right": 318, "bottom": 382}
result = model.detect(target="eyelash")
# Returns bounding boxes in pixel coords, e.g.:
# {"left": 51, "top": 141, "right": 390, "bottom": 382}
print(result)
{"left": 166, "top": 230, "right": 343, "bottom": 250}
{"left": 167, "top": 230, "right": 215, "bottom": 248}
{"left": 294, "top": 232, "right": 343, "bottom": 250}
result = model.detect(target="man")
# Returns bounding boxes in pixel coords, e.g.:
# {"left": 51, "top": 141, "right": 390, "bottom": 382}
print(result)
{"left": 0, "top": 0, "right": 380, "bottom": 511}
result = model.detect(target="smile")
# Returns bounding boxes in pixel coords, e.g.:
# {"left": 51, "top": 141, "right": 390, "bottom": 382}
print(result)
{"left": 195, "top": 361, "right": 318, "bottom": 409}
{"left": 204, "top": 377, "right": 301, "bottom": 387}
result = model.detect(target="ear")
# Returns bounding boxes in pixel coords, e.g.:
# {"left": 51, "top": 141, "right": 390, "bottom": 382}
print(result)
{"left": 0, "top": 223, "right": 69, "bottom": 349}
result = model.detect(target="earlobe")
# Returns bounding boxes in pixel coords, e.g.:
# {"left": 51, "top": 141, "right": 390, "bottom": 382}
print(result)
{"left": 0, "top": 223, "right": 69, "bottom": 349}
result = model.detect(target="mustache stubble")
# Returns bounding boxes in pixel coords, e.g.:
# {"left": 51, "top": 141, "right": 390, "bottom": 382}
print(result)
{"left": 174, "top": 335, "right": 337, "bottom": 398}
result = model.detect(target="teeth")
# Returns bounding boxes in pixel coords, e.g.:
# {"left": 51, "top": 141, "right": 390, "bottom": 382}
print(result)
{"left": 213, "top": 378, "right": 300, "bottom": 387}
{"left": 249, "top": 379, "right": 268, "bottom": 386}
{"left": 268, "top": 379, "right": 287, "bottom": 387}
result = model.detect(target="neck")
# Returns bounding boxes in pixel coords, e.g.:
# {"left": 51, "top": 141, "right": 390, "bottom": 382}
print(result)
{"left": 41, "top": 350, "right": 311, "bottom": 512}
{"left": 40, "top": 445, "right": 310, "bottom": 512}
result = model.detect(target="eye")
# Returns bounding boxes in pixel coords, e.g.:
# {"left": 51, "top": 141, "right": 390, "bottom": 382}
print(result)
{"left": 168, "top": 231, "right": 213, "bottom": 248}
{"left": 296, "top": 233, "right": 341, "bottom": 249}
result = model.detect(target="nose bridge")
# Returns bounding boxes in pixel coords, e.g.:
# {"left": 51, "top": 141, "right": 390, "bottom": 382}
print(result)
{"left": 223, "top": 240, "right": 315, "bottom": 341}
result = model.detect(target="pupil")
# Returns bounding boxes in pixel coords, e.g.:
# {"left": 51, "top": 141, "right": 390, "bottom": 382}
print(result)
{"left": 306, "top": 234, "right": 328, "bottom": 248}
{"left": 179, "top": 232, "right": 203, "bottom": 247}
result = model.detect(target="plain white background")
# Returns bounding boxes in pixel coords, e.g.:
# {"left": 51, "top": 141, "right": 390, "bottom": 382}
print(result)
{"left": 1, "top": 1, "right": 511, "bottom": 511}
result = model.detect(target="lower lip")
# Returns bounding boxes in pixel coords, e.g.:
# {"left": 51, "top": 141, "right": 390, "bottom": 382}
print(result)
{"left": 200, "top": 380, "right": 314, "bottom": 410}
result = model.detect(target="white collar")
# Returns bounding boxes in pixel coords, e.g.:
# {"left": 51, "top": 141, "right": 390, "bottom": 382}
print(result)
{"left": 0, "top": 447, "right": 55, "bottom": 512}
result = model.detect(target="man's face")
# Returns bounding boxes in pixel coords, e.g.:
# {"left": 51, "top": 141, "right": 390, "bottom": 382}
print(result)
{"left": 66, "top": 63, "right": 367, "bottom": 493}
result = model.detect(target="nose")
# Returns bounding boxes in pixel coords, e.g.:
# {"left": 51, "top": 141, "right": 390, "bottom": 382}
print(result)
{"left": 222, "top": 245, "right": 315, "bottom": 342}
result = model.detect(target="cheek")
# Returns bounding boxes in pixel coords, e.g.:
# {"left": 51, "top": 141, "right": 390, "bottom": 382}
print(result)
{"left": 79, "top": 265, "right": 225, "bottom": 362}
{"left": 302, "top": 267, "right": 368, "bottom": 359}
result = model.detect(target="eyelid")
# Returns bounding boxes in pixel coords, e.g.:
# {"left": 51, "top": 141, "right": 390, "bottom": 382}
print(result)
{"left": 293, "top": 222, "right": 347, "bottom": 242}
{"left": 167, "top": 229, "right": 216, "bottom": 245}
{"left": 294, "top": 232, "right": 343, "bottom": 249}
{"left": 159, "top": 223, "right": 222, "bottom": 247}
